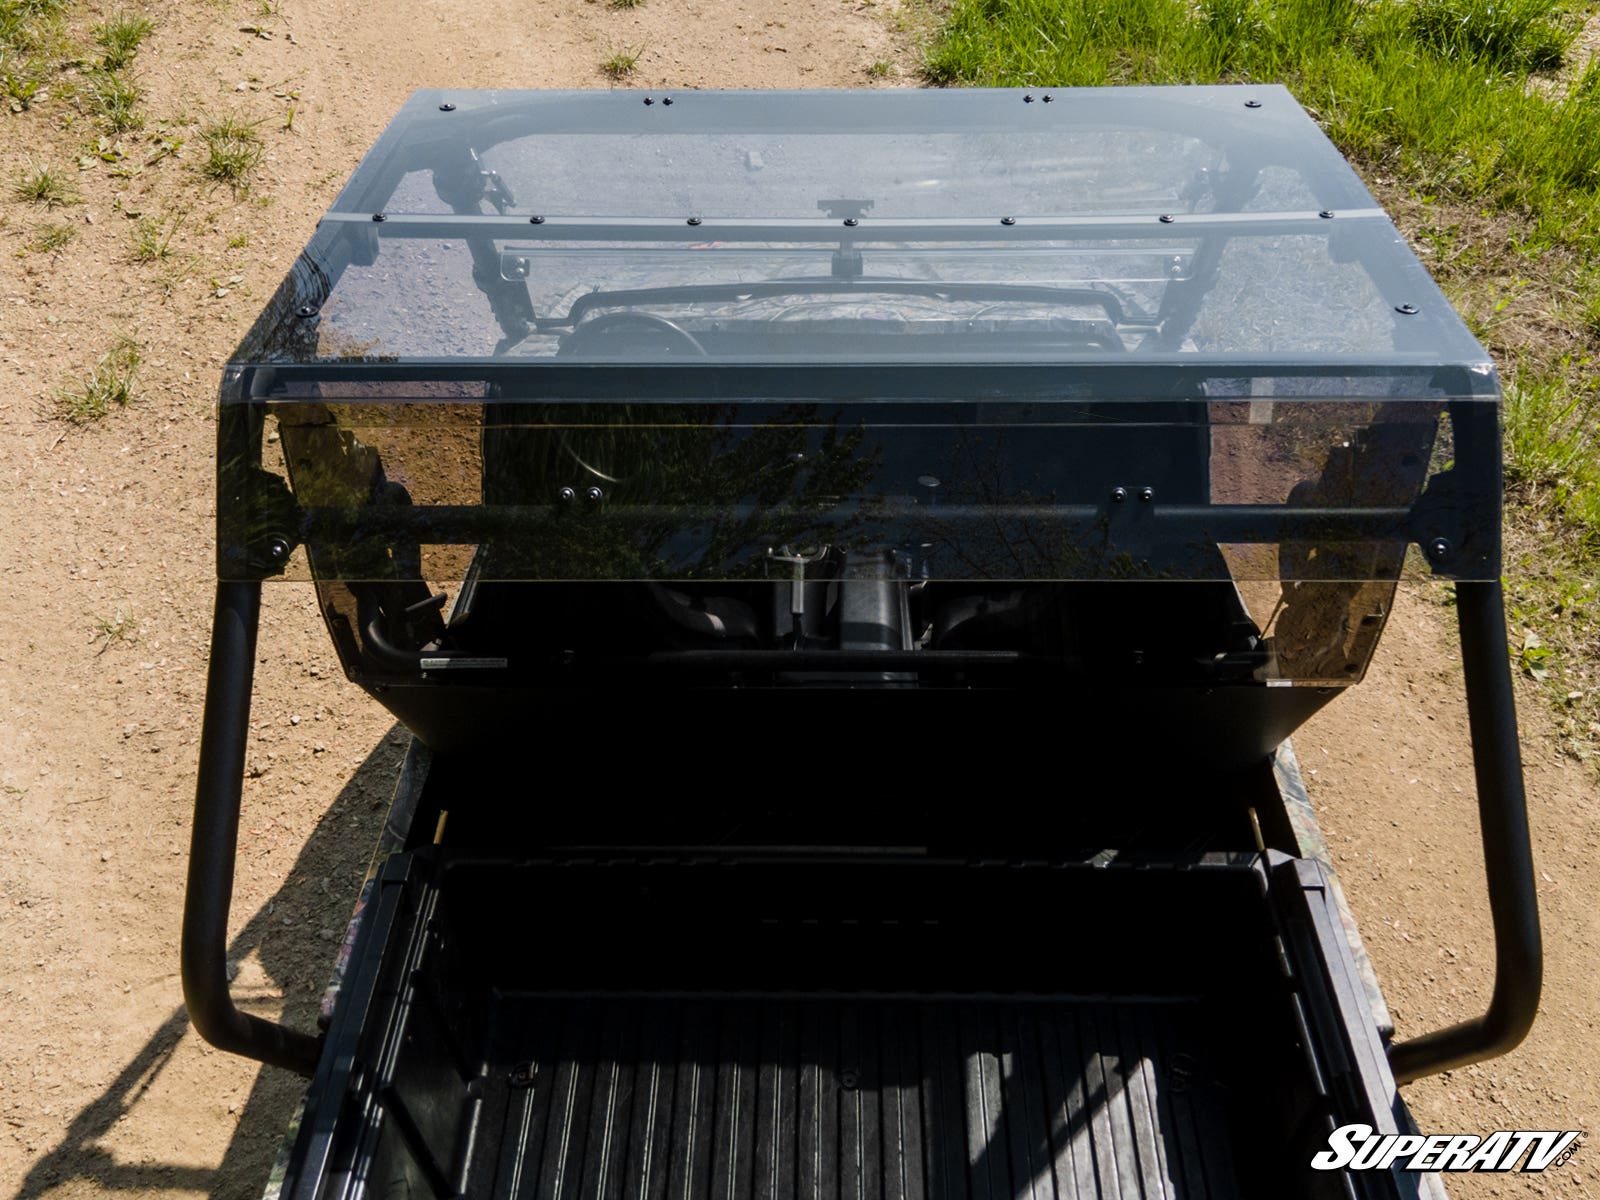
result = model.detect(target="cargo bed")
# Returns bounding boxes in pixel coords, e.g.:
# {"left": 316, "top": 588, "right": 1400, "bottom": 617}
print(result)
{"left": 282, "top": 848, "right": 1426, "bottom": 1200}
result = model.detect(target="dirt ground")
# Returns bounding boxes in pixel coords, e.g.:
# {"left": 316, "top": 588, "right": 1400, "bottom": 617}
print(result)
{"left": 0, "top": 2, "right": 1595, "bottom": 1198}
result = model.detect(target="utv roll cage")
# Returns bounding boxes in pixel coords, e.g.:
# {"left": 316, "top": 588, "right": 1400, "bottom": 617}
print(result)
{"left": 185, "top": 87, "right": 1538, "bottom": 1200}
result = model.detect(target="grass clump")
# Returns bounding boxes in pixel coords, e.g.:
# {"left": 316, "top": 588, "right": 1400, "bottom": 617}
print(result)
{"left": 867, "top": 59, "right": 894, "bottom": 78}
{"left": 58, "top": 336, "right": 140, "bottom": 424}
{"left": 2, "top": 51, "right": 46, "bottom": 108}
{"left": 129, "top": 213, "right": 178, "bottom": 262}
{"left": 92, "top": 10, "right": 153, "bottom": 69}
{"left": 608, "top": 0, "right": 645, "bottom": 8}
{"left": 13, "top": 162, "right": 76, "bottom": 206}
{"left": 92, "top": 71, "right": 141, "bottom": 131}
{"left": 1407, "top": 0, "right": 1576, "bottom": 74}
{"left": 1505, "top": 368, "right": 1600, "bottom": 545}
{"left": 90, "top": 608, "right": 138, "bottom": 653}
{"left": 600, "top": 45, "right": 641, "bottom": 78}
{"left": 199, "top": 113, "right": 264, "bottom": 185}
{"left": 24, "top": 221, "right": 74, "bottom": 253}
{"left": 0, "top": 0, "right": 69, "bottom": 48}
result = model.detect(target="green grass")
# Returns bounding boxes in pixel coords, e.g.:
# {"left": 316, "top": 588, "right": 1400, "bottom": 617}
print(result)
{"left": 600, "top": 45, "right": 642, "bottom": 78}
{"left": 867, "top": 58, "right": 894, "bottom": 78}
{"left": 608, "top": 0, "right": 645, "bottom": 8}
{"left": 199, "top": 113, "right": 264, "bottom": 185}
{"left": 90, "top": 608, "right": 138, "bottom": 653}
{"left": 57, "top": 336, "right": 140, "bottom": 424}
{"left": 24, "top": 220, "right": 74, "bottom": 253}
{"left": 923, "top": 0, "right": 1596, "bottom": 243}
{"left": 1505, "top": 368, "right": 1600, "bottom": 544}
{"left": 92, "top": 71, "right": 141, "bottom": 131}
{"left": 129, "top": 212, "right": 178, "bottom": 261}
{"left": 92, "top": 10, "right": 153, "bottom": 69}
{"left": 12, "top": 161, "right": 77, "bottom": 206}
{"left": 2, "top": 53, "right": 45, "bottom": 108}
{"left": 1407, "top": 0, "right": 1574, "bottom": 73}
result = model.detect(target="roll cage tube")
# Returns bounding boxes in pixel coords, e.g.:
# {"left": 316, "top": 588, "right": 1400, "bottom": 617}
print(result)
{"left": 182, "top": 579, "right": 322, "bottom": 1076}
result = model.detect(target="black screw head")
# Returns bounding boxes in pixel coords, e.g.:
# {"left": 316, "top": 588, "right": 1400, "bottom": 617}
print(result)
{"left": 1158, "top": 214, "right": 1175, "bottom": 224}
{"left": 295, "top": 303, "right": 319, "bottom": 319}
{"left": 1428, "top": 537, "right": 1451, "bottom": 560}
{"left": 438, "top": 102, "right": 456, "bottom": 112}
{"left": 1023, "top": 94, "right": 1034, "bottom": 103}
{"left": 509, "top": 1062, "right": 537, "bottom": 1089}
{"left": 1319, "top": 210, "right": 1335, "bottom": 219}
{"left": 1110, "top": 486, "right": 1128, "bottom": 503}
{"left": 1138, "top": 486, "right": 1155, "bottom": 502}
{"left": 586, "top": 485, "right": 605, "bottom": 503}
{"left": 1001, "top": 216, "right": 1016, "bottom": 226}
{"left": 266, "top": 536, "right": 291, "bottom": 562}
{"left": 839, "top": 1068, "right": 860, "bottom": 1090}
{"left": 643, "top": 97, "right": 654, "bottom": 106}
{"left": 557, "top": 486, "right": 576, "bottom": 503}
{"left": 662, "top": 96, "right": 673, "bottom": 106}
{"left": 1041, "top": 94, "right": 1053, "bottom": 102}
{"left": 843, "top": 217, "right": 859, "bottom": 227}
{"left": 530, "top": 215, "right": 545, "bottom": 225}
{"left": 1244, "top": 99, "right": 1262, "bottom": 108}
{"left": 371, "top": 212, "right": 387, "bottom": 223}
{"left": 687, "top": 216, "right": 702, "bottom": 226}
{"left": 1395, "top": 303, "right": 1420, "bottom": 315}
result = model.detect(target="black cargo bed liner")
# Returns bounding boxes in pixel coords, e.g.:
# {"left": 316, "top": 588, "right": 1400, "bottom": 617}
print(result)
{"left": 285, "top": 851, "right": 1421, "bottom": 1200}
{"left": 488, "top": 995, "right": 1236, "bottom": 1200}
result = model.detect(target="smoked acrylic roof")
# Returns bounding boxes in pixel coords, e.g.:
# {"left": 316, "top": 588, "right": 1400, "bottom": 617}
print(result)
{"left": 228, "top": 86, "right": 1494, "bottom": 395}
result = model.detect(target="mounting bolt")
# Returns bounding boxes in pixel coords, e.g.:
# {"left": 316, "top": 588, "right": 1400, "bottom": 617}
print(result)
{"left": 687, "top": 216, "right": 702, "bottom": 226}
{"left": 1042, "top": 94, "right": 1053, "bottom": 103}
{"left": 438, "top": 102, "right": 456, "bottom": 112}
{"left": 1395, "top": 303, "right": 1419, "bottom": 315}
{"left": 843, "top": 217, "right": 859, "bottom": 227}
{"left": 643, "top": 97, "right": 654, "bottom": 106}
{"left": 1138, "top": 486, "right": 1155, "bottom": 503}
{"left": 509, "top": 1062, "right": 537, "bottom": 1089}
{"left": 1244, "top": 99, "right": 1262, "bottom": 108}
{"left": 371, "top": 212, "right": 387, "bottom": 223}
{"left": 1158, "top": 214, "right": 1175, "bottom": 224}
{"left": 586, "top": 485, "right": 605, "bottom": 503}
{"left": 266, "top": 537, "right": 291, "bottom": 562}
{"left": 1427, "top": 537, "right": 1451, "bottom": 561}
{"left": 295, "top": 304, "right": 319, "bottom": 319}
{"left": 1023, "top": 94, "right": 1034, "bottom": 103}
{"left": 558, "top": 486, "right": 576, "bottom": 503}
{"left": 1110, "top": 486, "right": 1127, "bottom": 503}
{"left": 662, "top": 97, "right": 673, "bottom": 106}
{"left": 839, "top": 1068, "right": 860, "bottom": 1090}
{"left": 1319, "top": 210, "right": 1335, "bottom": 219}
{"left": 530, "top": 215, "right": 545, "bottom": 225}
{"left": 1000, "top": 216, "right": 1016, "bottom": 226}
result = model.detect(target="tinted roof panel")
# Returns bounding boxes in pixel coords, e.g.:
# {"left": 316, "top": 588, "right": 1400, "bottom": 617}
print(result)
{"left": 231, "top": 87, "right": 1492, "bottom": 383}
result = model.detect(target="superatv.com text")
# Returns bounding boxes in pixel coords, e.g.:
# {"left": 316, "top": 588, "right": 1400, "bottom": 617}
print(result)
{"left": 1311, "top": 1125, "right": 1584, "bottom": 1172}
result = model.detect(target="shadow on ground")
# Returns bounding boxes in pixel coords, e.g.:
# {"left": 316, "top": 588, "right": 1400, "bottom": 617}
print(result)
{"left": 17, "top": 729, "right": 409, "bottom": 1200}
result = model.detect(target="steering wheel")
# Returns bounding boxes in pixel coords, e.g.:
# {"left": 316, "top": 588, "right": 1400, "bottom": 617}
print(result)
{"left": 560, "top": 310, "right": 709, "bottom": 357}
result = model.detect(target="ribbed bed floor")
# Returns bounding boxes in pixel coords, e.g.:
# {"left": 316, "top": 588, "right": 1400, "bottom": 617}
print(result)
{"left": 483, "top": 997, "right": 1240, "bottom": 1200}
